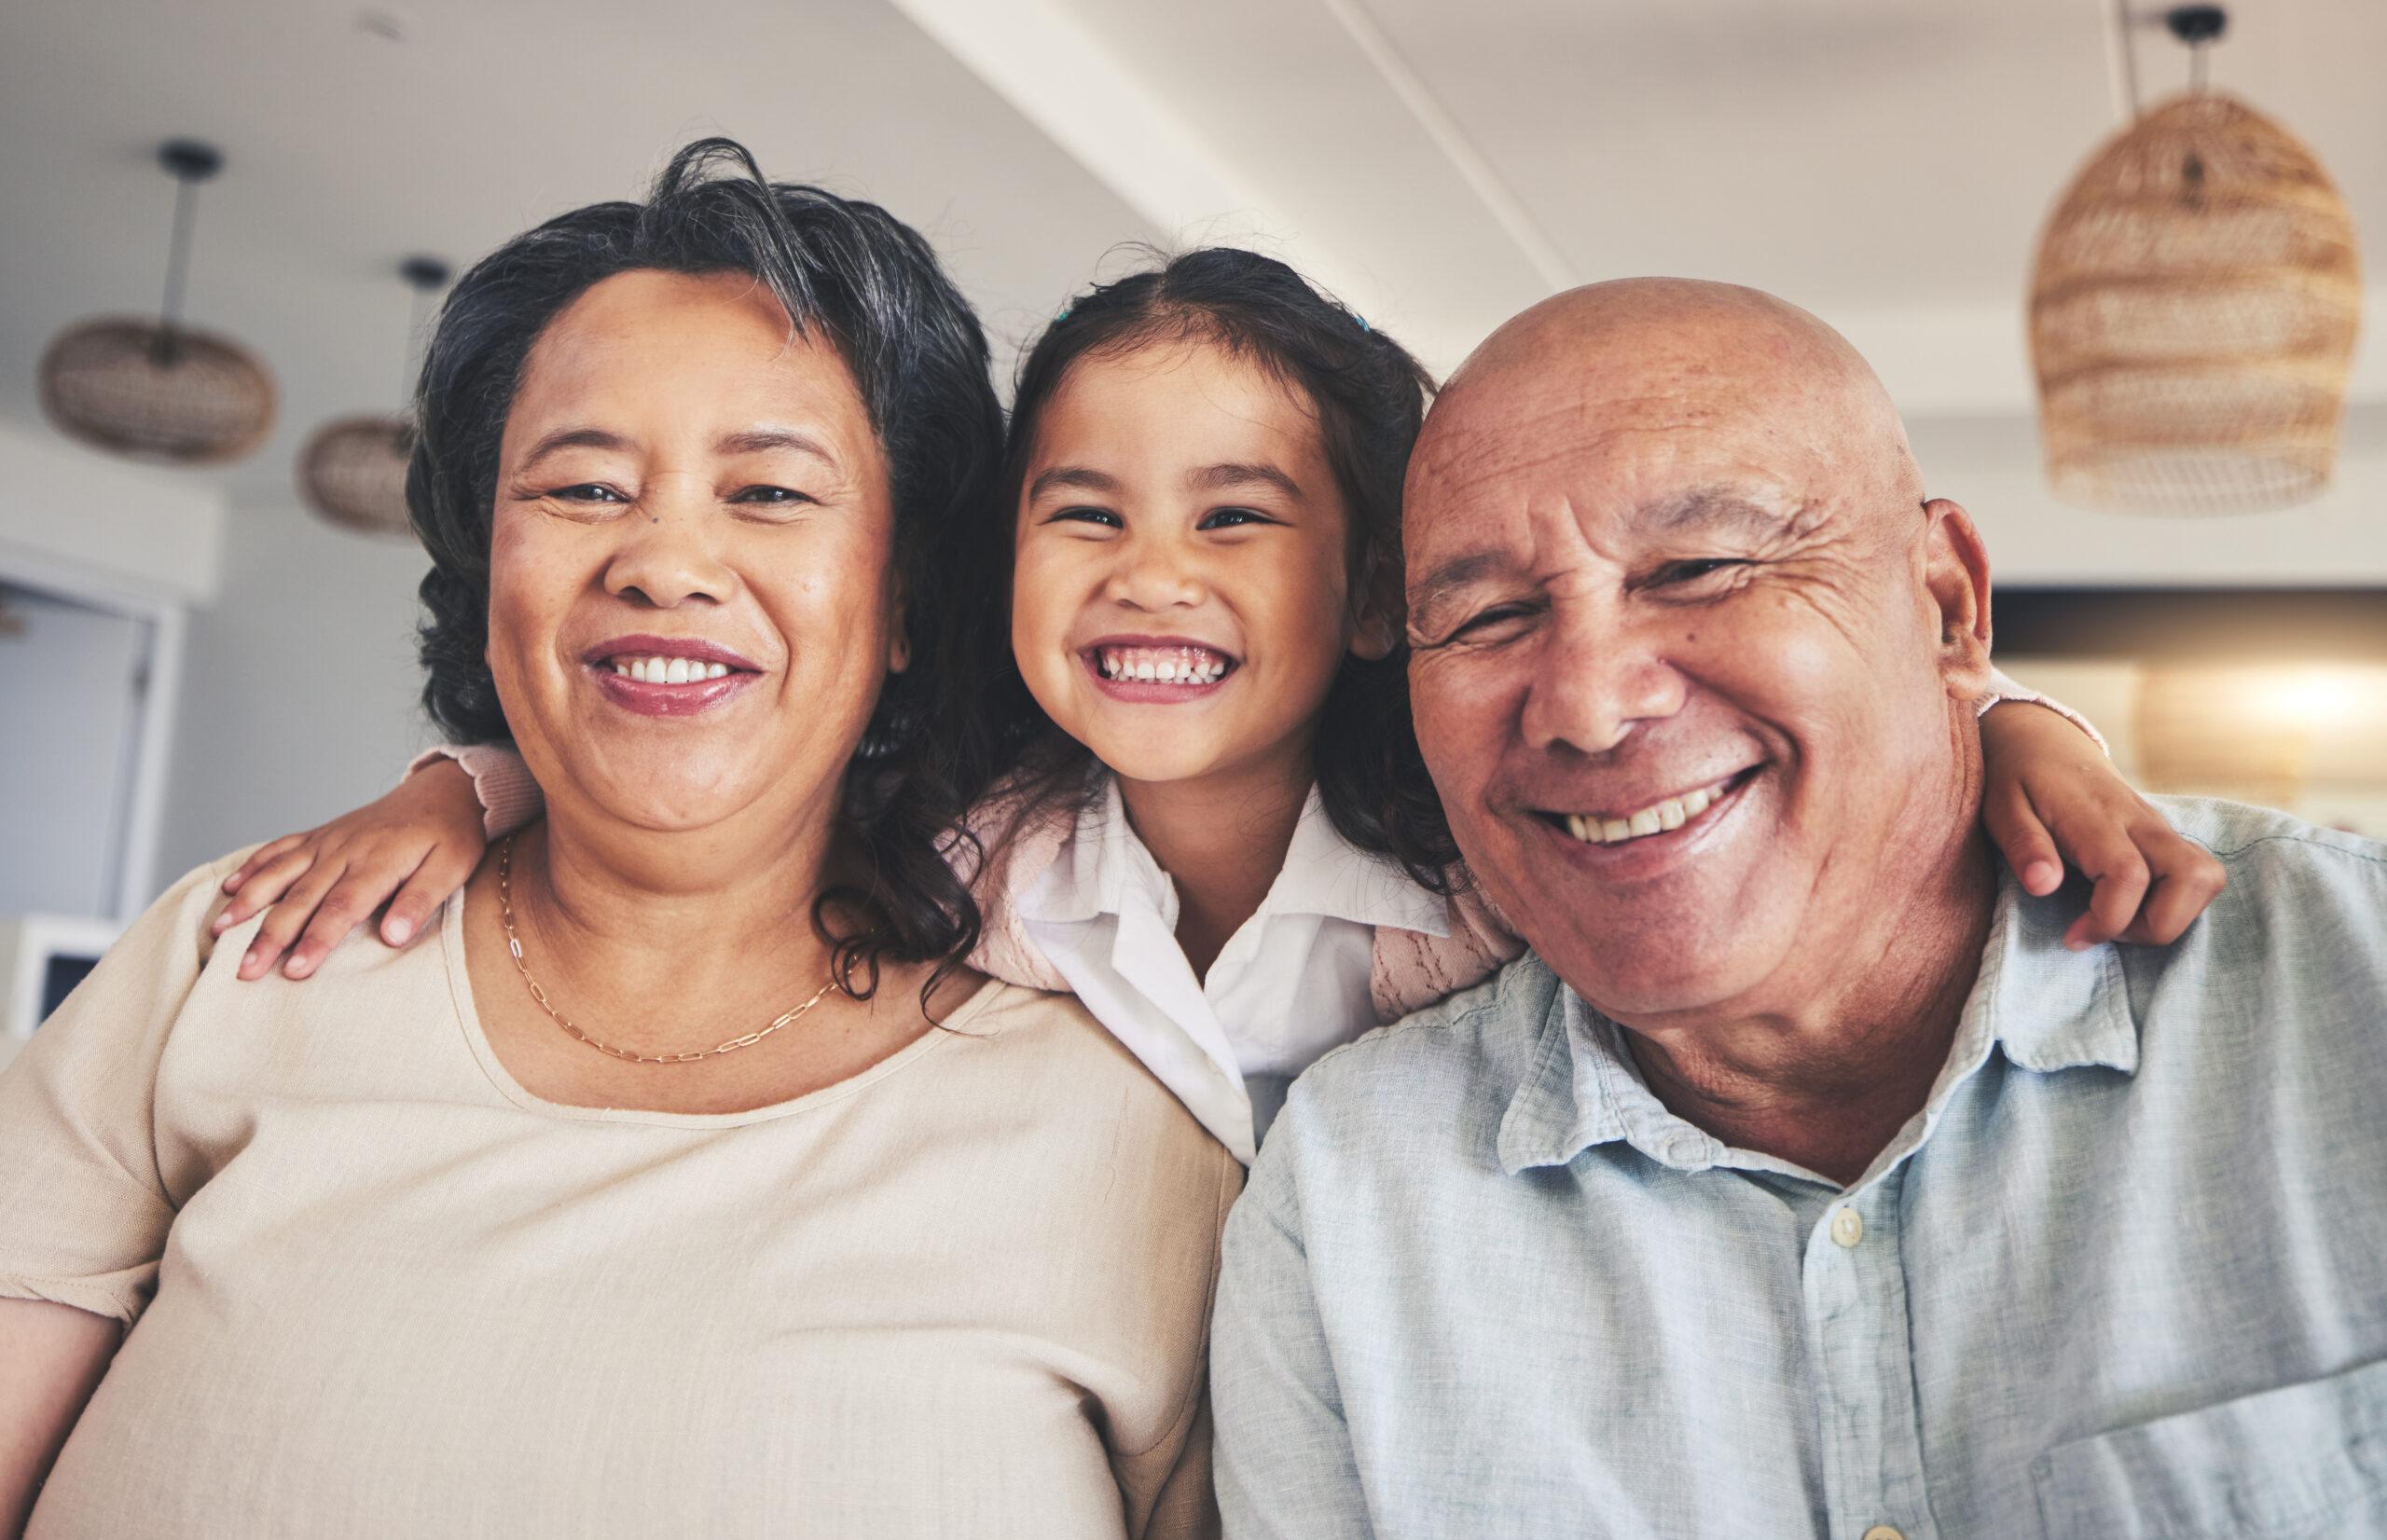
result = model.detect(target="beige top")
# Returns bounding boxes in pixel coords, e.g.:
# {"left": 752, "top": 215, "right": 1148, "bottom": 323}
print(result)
{"left": 0, "top": 854, "right": 1241, "bottom": 1540}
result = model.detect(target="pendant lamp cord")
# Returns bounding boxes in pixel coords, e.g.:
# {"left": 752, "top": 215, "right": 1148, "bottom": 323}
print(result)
{"left": 400, "top": 285, "right": 430, "bottom": 407}
{"left": 2114, "top": 0, "right": 2143, "bottom": 119}
{"left": 153, "top": 174, "right": 200, "bottom": 367}
{"left": 396, "top": 257, "right": 450, "bottom": 415}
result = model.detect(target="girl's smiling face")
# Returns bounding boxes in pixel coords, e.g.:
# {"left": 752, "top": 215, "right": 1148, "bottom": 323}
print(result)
{"left": 1011, "top": 337, "right": 1389, "bottom": 790}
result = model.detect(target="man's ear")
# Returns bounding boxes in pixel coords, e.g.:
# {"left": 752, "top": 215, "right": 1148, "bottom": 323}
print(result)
{"left": 1923, "top": 497, "right": 1993, "bottom": 702}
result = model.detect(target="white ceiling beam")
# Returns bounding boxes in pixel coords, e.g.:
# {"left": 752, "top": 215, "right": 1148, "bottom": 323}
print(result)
{"left": 1313, "top": 0, "right": 1579, "bottom": 294}
{"left": 883, "top": 0, "right": 1384, "bottom": 314}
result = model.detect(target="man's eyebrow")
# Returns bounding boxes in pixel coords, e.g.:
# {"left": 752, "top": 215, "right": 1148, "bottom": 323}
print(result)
{"left": 1027, "top": 464, "right": 1122, "bottom": 502}
{"left": 1407, "top": 551, "right": 1519, "bottom": 630}
{"left": 1186, "top": 461, "right": 1302, "bottom": 500}
{"left": 518, "top": 427, "right": 631, "bottom": 471}
{"left": 717, "top": 428, "right": 839, "bottom": 466}
{"left": 1640, "top": 488, "right": 1790, "bottom": 537}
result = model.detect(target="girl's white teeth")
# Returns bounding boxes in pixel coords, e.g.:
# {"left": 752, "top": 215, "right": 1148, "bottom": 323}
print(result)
{"left": 1097, "top": 646, "right": 1231, "bottom": 685}
{"left": 613, "top": 656, "right": 732, "bottom": 683}
{"left": 1563, "top": 778, "right": 1733, "bottom": 846}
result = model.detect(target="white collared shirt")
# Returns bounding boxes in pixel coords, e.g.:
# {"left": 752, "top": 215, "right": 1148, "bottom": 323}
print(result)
{"left": 1016, "top": 772, "right": 1451, "bottom": 1163}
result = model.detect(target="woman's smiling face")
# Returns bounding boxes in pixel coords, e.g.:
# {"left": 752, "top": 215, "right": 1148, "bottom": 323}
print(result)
{"left": 485, "top": 268, "right": 902, "bottom": 839}
{"left": 1009, "top": 337, "right": 1387, "bottom": 791}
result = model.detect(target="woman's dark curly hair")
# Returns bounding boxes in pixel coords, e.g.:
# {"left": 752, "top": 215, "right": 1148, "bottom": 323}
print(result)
{"left": 954, "top": 247, "right": 1464, "bottom": 889}
{"left": 407, "top": 137, "right": 1003, "bottom": 994}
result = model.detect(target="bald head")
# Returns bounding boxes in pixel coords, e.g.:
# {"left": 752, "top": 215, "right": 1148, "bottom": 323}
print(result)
{"left": 1417, "top": 278, "right": 1924, "bottom": 537}
{"left": 1400, "top": 275, "right": 1997, "bottom": 1029}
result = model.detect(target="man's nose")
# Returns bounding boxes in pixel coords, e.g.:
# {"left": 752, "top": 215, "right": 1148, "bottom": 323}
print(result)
{"left": 1103, "top": 540, "right": 1206, "bottom": 612}
{"left": 1519, "top": 611, "right": 1687, "bottom": 756}
{"left": 601, "top": 481, "right": 738, "bottom": 610}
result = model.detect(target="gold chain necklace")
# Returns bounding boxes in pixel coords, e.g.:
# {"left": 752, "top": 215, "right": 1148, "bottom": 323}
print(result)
{"left": 496, "top": 833, "right": 838, "bottom": 1066}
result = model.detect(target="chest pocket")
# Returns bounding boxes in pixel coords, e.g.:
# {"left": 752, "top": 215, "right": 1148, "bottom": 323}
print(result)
{"left": 2031, "top": 1356, "right": 2387, "bottom": 1538}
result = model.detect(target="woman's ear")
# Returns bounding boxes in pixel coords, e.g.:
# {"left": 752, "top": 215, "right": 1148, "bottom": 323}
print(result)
{"left": 886, "top": 579, "right": 911, "bottom": 674}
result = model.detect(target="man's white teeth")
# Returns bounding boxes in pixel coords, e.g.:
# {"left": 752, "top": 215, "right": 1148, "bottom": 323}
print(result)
{"left": 612, "top": 656, "right": 732, "bottom": 683}
{"left": 1563, "top": 778, "right": 1732, "bottom": 846}
{"left": 1096, "top": 646, "right": 1231, "bottom": 684}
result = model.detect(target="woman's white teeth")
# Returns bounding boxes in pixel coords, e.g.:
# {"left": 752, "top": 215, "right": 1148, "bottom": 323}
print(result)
{"left": 1097, "top": 646, "right": 1230, "bottom": 684}
{"left": 613, "top": 656, "right": 731, "bottom": 683}
{"left": 1563, "top": 778, "right": 1732, "bottom": 846}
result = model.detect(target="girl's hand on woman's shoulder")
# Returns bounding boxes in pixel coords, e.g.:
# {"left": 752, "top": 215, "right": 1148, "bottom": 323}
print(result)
{"left": 1978, "top": 700, "right": 2227, "bottom": 951}
{"left": 214, "top": 758, "right": 490, "bottom": 981}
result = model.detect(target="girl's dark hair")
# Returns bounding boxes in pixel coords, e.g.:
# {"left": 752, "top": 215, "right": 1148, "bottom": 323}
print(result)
{"left": 407, "top": 137, "right": 1003, "bottom": 993}
{"left": 960, "top": 247, "right": 1463, "bottom": 888}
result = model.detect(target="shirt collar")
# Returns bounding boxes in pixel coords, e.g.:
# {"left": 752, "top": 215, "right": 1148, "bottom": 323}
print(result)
{"left": 1269, "top": 785, "right": 1451, "bottom": 936}
{"left": 1017, "top": 771, "right": 1162, "bottom": 928}
{"left": 1497, "top": 873, "right": 2143, "bottom": 1178}
{"left": 1014, "top": 770, "right": 1450, "bottom": 938}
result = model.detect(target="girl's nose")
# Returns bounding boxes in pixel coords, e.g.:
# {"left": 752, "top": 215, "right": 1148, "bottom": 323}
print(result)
{"left": 1105, "top": 548, "right": 1206, "bottom": 612}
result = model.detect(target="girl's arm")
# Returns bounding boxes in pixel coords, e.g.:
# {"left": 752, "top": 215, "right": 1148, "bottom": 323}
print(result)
{"left": 1976, "top": 685, "right": 2226, "bottom": 950}
{"left": 215, "top": 745, "right": 533, "bottom": 980}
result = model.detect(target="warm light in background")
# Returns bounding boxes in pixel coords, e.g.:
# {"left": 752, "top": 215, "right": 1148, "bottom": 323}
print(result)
{"left": 2002, "top": 657, "right": 2383, "bottom": 833}
{"left": 2263, "top": 667, "right": 2372, "bottom": 732}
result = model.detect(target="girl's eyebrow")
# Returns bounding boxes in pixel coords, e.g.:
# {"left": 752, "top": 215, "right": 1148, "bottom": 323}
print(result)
{"left": 1187, "top": 461, "right": 1301, "bottom": 499}
{"left": 1028, "top": 464, "right": 1121, "bottom": 501}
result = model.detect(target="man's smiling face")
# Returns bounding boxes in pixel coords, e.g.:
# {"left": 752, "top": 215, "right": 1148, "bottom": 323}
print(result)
{"left": 1403, "top": 281, "right": 1995, "bottom": 1023}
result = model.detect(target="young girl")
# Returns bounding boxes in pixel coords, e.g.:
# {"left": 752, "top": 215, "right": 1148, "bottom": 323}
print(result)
{"left": 218, "top": 249, "right": 2220, "bottom": 1162}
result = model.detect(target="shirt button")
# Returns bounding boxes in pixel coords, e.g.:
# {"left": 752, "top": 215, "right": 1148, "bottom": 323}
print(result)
{"left": 1829, "top": 1207, "right": 1864, "bottom": 1248}
{"left": 1862, "top": 1527, "right": 1905, "bottom": 1540}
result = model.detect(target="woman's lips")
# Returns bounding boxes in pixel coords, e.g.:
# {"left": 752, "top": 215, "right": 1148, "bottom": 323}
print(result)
{"left": 590, "top": 665, "right": 756, "bottom": 718}
{"left": 581, "top": 635, "right": 765, "bottom": 719}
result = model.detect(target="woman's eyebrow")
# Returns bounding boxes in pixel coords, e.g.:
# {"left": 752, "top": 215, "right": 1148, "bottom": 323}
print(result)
{"left": 1027, "top": 464, "right": 1122, "bottom": 501}
{"left": 1185, "top": 461, "right": 1301, "bottom": 499}
{"left": 716, "top": 428, "right": 839, "bottom": 466}
{"left": 518, "top": 426, "right": 632, "bottom": 472}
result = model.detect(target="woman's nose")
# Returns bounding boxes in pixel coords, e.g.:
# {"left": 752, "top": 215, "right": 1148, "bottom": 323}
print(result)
{"left": 600, "top": 488, "right": 738, "bottom": 610}
{"left": 1103, "top": 543, "right": 1206, "bottom": 612}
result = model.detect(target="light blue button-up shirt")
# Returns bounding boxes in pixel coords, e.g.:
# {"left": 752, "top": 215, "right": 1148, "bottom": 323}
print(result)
{"left": 1212, "top": 797, "right": 2387, "bottom": 1537}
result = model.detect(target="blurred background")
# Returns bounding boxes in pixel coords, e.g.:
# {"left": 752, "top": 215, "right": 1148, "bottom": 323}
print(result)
{"left": 1, "top": 0, "right": 2381, "bottom": 1027}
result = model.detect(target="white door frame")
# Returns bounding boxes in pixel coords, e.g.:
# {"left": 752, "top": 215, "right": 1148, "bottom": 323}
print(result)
{"left": 0, "top": 540, "right": 186, "bottom": 919}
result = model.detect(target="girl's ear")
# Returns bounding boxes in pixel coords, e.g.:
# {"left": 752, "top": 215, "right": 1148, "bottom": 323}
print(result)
{"left": 1349, "top": 605, "right": 1397, "bottom": 662}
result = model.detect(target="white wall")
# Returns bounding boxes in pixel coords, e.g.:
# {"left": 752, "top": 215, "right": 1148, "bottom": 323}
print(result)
{"left": 0, "top": 419, "right": 225, "bottom": 603}
{"left": 1906, "top": 405, "right": 2387, "bottom": 587}
{"left": 154, "top": 494, "right": 435, "bottom": 887}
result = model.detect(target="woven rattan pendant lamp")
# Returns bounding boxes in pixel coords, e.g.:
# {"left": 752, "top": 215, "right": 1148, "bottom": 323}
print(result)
{"left": 2029, "top": 6, "right": 2361, "bottom": 514}
{"left": 297, "top": 256, "right": 449, "bottom": 538}
{"left": 38, "top": 139, "right": 277, "bottom": 465}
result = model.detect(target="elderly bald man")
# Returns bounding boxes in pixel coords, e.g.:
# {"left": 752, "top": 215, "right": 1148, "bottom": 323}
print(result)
{"left": 1210, "top": 280, "right": 2387, "bottom": 1538}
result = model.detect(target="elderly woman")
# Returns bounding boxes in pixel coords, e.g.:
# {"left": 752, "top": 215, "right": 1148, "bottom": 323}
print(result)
{"left": 0, "top": 142, "right": 1236, "bottom": 1539}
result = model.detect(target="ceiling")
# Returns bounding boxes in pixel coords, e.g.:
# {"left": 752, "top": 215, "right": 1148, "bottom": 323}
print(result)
{"left": 2, "top": 0, "right": 2381, "bottom": 505}
{"left": 0, "top": 0, "right": 1153, "bottom": 496}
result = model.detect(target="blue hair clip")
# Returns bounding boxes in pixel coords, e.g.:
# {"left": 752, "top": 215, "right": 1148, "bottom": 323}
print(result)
{"left": 1356, "top": 313, "right": 1372, "bottom": 334}
{"left": 1056, "top": 305, "right": 1074, "bottom": 323}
